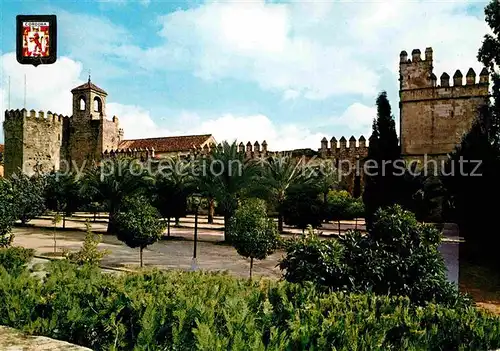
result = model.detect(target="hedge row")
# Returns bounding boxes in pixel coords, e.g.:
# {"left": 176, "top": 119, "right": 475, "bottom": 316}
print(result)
{"left": 0, "top": 258, "right": 499, "bottom": 350}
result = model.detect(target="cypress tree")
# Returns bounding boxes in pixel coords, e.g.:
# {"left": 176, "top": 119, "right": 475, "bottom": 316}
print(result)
{"left": 362, "top": 92, "right": 401, "bottom": 229}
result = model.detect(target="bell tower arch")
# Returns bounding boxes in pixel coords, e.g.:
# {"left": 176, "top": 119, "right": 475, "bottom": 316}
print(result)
{"left": 71, "top": 75, "right": 108, "bottom": 121}
{"left": 68, "top": 76, "right": 115, "bottom": 170}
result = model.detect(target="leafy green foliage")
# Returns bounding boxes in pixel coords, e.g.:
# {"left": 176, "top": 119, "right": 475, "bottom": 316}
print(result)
{"left": 115, "top": 197, "right": 166, "bottom": 267}
{"left": 227, "top": 198, "right": 280, "bottom": 277}
{"left": 80, "top": 158, "right": 153, "bottom": 233}
{"left": 63, "top": 221, "right": 109, "bottom": 266}
{"left": 280, "top": 205, "right": 468, "bottom": 307}
{"left": 153, "top": 156, "right": 194, "bottom": 225}
{"left": 10, "top": 172, "right": 46, "bottom": 225}
{"left": 0, "top": 178, "right": 16, "bottom": 247}
{"left": 194, "top": 141, "right": 258, "bottom": 242}
{"left": 362, "top": 92, "right": 402, "bottom": 229}
{"left": 0, "top": 261, "right": 499, "bottom": 350}
{"left": 0, "top": 247, "right": 34, "bottom": 276}
{"left": 441, "top": 0, "right": 500, "bottom": 266}
{"left": 326, "top": 189, "right": 351, "bottom": 216}
{"left": 44, "top": 171, "right": 81, "bottom": 227}
{"left": 253, "top": 154, "right": 312, "bottom": 232}
{"left": 282, "top": 183, "right": 324, "bottom": 230}
{"left": 279, "top": 226, "right": 350, "bottom": 288}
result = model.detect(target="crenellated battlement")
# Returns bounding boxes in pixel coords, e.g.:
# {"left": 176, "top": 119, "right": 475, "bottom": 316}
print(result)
{"left": 401, "top": 66, "right": 490, "bottom": 102}
{"left": 399, "top": 47, "right": 434, "bottom": 64}
{"left": 399, "top": 47, "right": 489, "bottom": 92}
{"left": 400, "top": 47, "right": 490, "bottom": 163}
{"left": 188, "top": 140, "right": 269, "bottom": 159}
{"left": 102, "top": 147, "right": 156, "bottom": 160}
{"left": 319, "top": 135, "right": 368, "bottom": 156}
{"left": 4, "top": 108, "right": 70, "bottom": 124}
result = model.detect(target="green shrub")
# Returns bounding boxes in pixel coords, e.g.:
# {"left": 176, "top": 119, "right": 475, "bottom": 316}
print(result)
{"left": 279, "top": 225, "right": 352, "bottom": 289}
{"left": 0, "top": 246, "right": 35, "bottom": 275}
{"left": 0, "top": 178, "right": 16, "bottom": 247}
{"left": 10, "top": 172, "right": 46, "bottom": 225}
{"left": 63, "top": 221, "right": 109, "bottom": 266}
{"left": 282, "top": 184, "right": 324, "bottom": 230}
{"left": 0, "top": 261, "right": 499, "bottom": 350}
{"left": 115, "top": 197, "right": 166, "bottom": 267}
{"left": 280, "top": 205, "right": 469, "bottom": 308}
{"left": 227, "top": 198, "right": 280, "bottom": 277}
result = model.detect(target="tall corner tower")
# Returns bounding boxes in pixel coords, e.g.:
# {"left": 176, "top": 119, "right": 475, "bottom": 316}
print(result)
{"left": 399, "top": 47, "right": 489, "bottom": 163}
{"left": 68, "top": 77, "right": 110, "bottom": 169}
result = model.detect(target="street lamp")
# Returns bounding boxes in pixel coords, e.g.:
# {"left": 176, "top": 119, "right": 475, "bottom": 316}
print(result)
{"left": 191, "top": 193, "right": 202, "bottom": 271}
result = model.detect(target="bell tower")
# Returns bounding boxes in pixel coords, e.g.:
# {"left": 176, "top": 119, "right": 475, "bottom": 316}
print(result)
{"left": 67, "top": 76, "right": 113, "bottom": 170}
{"left": 71, "top": 75, "right": 108, "bottom": 121}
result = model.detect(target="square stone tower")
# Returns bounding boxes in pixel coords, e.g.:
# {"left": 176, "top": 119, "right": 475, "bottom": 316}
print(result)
{"left": 67, "top": 78, "right": 121, "bottom": 171}
{"left": 3, "top": 109, "right": 66, "bottom": 177}
{"left": 399, "top": 48, "right": 490, "bottom": 163}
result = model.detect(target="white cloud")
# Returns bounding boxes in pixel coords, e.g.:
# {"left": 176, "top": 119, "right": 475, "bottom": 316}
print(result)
{"left": 0, "top": 52, "right": 325, "bottom": 149}
{"left": 108, "top": 107, "right": 325, "bottom": 150}
{"left": 328, "top": 103, "right": 376, "bottom": 138}
{"left": 137, "top": 0, "right": 490, "bottom": 100}
{"left": 106, "top": 103, "right": 172, "bottom": 139}
{"left": 0, "top": 53, "right": 83, "bottom": 118}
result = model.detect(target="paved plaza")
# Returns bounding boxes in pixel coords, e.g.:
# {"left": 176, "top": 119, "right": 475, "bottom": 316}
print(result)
{"left": 12, "top": 214, "right": 459, "bottom": 282}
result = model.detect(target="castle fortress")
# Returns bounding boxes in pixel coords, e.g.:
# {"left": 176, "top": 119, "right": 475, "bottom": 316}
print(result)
{"left": 399, "top": 47, "right": 490, "bottom": 162}
{"left": 2, "top": 47, "right": 490, "bottom": 194}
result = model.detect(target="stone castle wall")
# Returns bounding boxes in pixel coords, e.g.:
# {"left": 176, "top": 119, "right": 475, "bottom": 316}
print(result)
{"left": 101, "top": 117, "right": 121, "bottom": 154}
{"left": 319, "top": 136, "right": 368, "bottom": 195}
{"left": 3, "top": 109, "right": 67, "bottom": 176}
{"left": 399, "top": 48, "right": 489, "bottom": 160}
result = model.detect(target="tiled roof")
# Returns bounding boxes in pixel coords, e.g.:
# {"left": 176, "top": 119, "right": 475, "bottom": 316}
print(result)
{"left": 71, "top": 81, "right": 107, "bottom": 95}
{"left": 118, "top": 134, "right": 213, "bottom": 153}
{"left": 0, "top": 144, "right": 4, "bottom": 153}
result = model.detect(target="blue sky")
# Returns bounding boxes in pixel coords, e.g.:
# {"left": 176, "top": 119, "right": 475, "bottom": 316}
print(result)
{"left": 0, "top": 0, "right": 491, "bottom": 149}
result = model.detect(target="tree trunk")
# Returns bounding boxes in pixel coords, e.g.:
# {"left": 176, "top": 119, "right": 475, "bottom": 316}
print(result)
{"left": 355, "top": 217, "right": 358, "bottom": 230}
{"left": 338, "top": 220, "right": 341, "bottom": 235}
{"left": 93, "top": 212, "right": 97, "bottom": 222}
{"left": 323, "top": 192, "right": 327, "bottom": 204}
{"left": 208, "top": 198, "right": 214, "bottom": 224}
{"left": 140, "top": 247, "right": 143, "bottom": 268}
{"left": 278, "top": 214, "right": 284, "bottom": 233}
{"left": 53, "top": 230, "right": 57, "bottom": 253}
{"left": 175, "top": 217, "right": 180, "bottom": 226}
{"left": 249, "top": 257, "right": 253, "bottom": 279}
{"left": 223, "top": 213, "right": 231, "bottom": 243}
{"left": 62, "top": 214, "right": 66, "bottom": 229}
{"left": 107, "top": 210, "right": 116, "bottom": 234}
{"left": 167, "top": 217, "right": 171, "bottom": 237}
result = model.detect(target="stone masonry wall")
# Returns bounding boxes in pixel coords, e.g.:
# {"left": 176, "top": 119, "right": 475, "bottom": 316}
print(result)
{"left": 319, "top": 136, "right": 368, "bottom": 195}
{"left": 68, "top": 118, "right": 101, "bottom": 170}
{"left": 100, "top": 117, "right": 121, "bottom": 155}
{"left": 399, "top": 47, "right": 489, "bottom": 162}
{"left": 3, "top": 109, "right": 64, "bottom": 177}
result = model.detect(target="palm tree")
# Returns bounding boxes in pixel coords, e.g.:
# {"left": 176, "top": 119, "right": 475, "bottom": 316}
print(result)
{"left": 80, "top": 157, "right": 153, "bottom": 233}
{"left": 154, "top": 156, "right": 195, "bottom": 235}
{"left": 44, "top": 170, "right": 81, "bottom": 228}
{"left": 314, "top": 158, "right": 340, "bottom": 204}
{"left": 255, "top": 154, "right": 313, "bottom": 232}
{"left": 196, "top": 141, "right": 257, "bottom": 242}
{"left": 192, "top": 155, "right": 218, "bottom": 224}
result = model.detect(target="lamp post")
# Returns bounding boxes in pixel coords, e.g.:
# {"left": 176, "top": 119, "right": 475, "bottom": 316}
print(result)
{"left": 191, "top": 193, "right": 202, "bottom": 271}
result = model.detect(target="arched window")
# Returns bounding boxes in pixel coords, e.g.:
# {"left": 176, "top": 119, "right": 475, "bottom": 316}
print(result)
{"left": 79, "top": 97, "right": 86, "bottom": 111}
{"left": 93, "top": 97, "right": 102, "bottom": 112}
